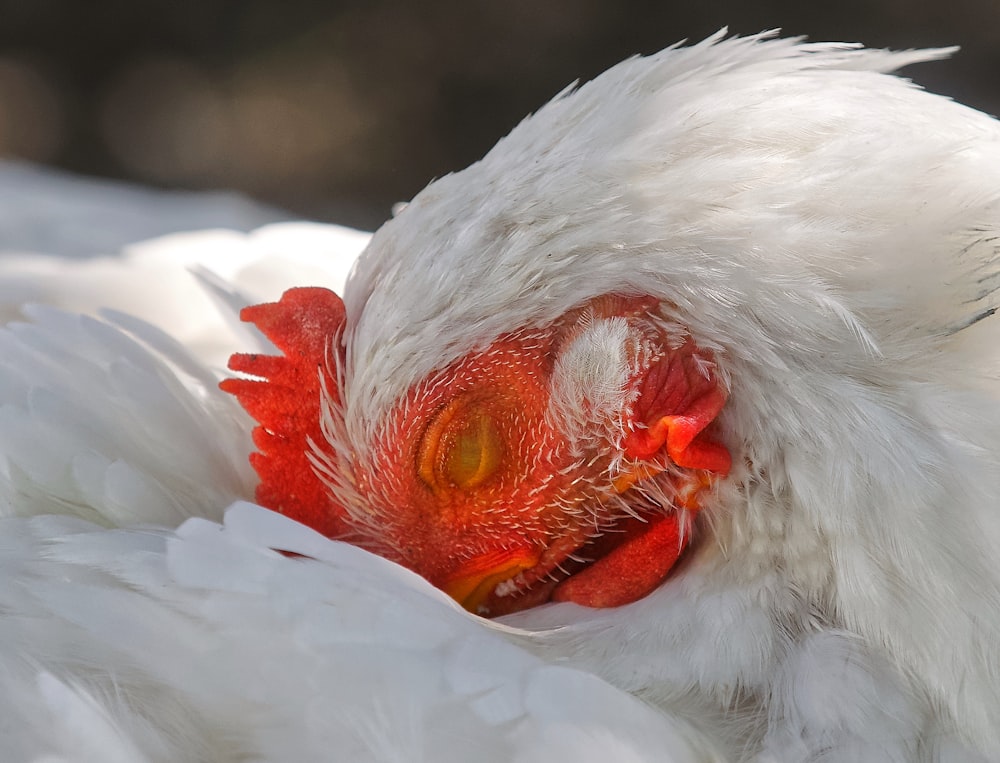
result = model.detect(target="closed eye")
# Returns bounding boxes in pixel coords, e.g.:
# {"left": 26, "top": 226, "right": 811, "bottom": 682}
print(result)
{"left": 417, "top": 394, "right": 506, "bottom": 492}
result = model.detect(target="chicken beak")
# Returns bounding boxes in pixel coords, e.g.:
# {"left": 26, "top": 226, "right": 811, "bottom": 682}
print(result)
{"left": 440, "top": 548, "right": 540, "bottom": 613}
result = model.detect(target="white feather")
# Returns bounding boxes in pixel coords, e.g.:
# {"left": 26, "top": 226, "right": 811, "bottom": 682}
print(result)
{"left": 0, "top": 504, "right": 720, "bottom": 762}
{"left": 0, "top": 220, "right": 368, "bottom": 369}
{"left": 338, "top": 31, "right": 1000, "bottom": 758}
{"left": 1, "top": 29, "right": 1000, "bottom": 762}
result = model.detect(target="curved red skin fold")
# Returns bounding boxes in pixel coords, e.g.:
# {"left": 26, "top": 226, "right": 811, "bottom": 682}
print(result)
{"left": 220, "top": 287, "right": 350, "bottom": 538}
{"left": 625, "top": 387, "right": 732, "bottom": 475}
{"left": 552, "top": 513, "right": 687, "bottom": 607}
{"left": 622, "top": 337, "right": 732, "bottom": 476}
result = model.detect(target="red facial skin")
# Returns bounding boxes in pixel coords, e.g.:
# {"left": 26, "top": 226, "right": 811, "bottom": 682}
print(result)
{"left": 223, "top": 288, "right": 730, "bottom": 616}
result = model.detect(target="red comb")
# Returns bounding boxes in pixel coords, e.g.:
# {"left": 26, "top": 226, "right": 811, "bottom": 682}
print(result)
{"left": 220, "top": 287, "right": 350, "bottom": 537}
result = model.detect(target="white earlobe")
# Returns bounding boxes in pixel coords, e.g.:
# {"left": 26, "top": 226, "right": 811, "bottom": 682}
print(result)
{"left": 548, "top": 316, "right": 641, "bottom": 450}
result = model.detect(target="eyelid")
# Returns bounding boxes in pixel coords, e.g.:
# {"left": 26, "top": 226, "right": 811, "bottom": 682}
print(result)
{"left": 417, "top": 395, "right": 505, "bottom": 492}
{"left": 446, "top": 410, "right": 502, "bottom": 489}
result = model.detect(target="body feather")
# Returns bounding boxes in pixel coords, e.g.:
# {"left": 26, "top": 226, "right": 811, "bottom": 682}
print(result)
{"left": 1, "top": 31, "right": 1000, "bottom": 761}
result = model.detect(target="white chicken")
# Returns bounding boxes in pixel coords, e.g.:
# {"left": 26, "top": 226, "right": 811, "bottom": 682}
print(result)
{"left": 2, "top": 30, "right": 1000, "bottom": 762}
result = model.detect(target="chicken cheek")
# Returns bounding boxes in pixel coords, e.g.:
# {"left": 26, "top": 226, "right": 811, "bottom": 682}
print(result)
{"left": 555, "top": 340, "right": 731, "bottom": 609}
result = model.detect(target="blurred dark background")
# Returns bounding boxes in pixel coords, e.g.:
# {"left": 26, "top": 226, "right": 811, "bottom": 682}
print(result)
{"left": 1, "top": 0, "right": 997, "bottom": 230}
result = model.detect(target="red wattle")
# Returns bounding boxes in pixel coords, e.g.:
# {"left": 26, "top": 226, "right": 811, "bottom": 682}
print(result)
{"left": 624, "top": 346, "right": 732, "bottom": 476}
{"left": 552, "top": 514, "right": 688, "bottom": 607}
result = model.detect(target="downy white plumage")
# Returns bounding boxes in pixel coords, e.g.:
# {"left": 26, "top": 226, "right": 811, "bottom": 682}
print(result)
{"left": 2, "top": 30, "right": 1000, "bottom": 762}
